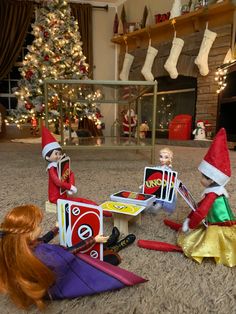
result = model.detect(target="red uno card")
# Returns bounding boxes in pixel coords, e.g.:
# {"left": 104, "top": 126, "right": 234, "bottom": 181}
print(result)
{"left": 57, "top": 156, "right": 70, "bottom": 195}
{"left": 57, "top": 199, "right": 103, "bottom": 260}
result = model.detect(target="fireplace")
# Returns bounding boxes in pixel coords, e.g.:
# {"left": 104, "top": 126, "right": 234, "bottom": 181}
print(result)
{"left": 122, "top": 24, "right": 232, "bottom": 139}
{"left": 217, "top": 68, "right": 236, "bottom": 141}
{"left": 140, "top": 75, "right": 197, "bottom": 138}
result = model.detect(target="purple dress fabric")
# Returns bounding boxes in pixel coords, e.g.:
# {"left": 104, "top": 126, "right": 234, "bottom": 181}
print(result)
{"left": 34, "top": 243, "right": 146, "bottom": 300}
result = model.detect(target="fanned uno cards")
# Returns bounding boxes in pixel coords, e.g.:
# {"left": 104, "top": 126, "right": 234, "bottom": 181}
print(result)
{"left": 57, "top": 199, "right": 103, "bottom": 260}
{"left": 110, "top": 191, "right": 156, "bottom": 207}
{"left": 101, "top": 201, "right": 145, "bottom": 216}
{"left": 176, "top": 180, "right": 207, "bottom": 227}
{"left": 177, "top": 180, "right": 197, "bottom": 211}
{"left": 142, "top": 167, "right": 178, "bottom": 203}
{"left": 57, "top": 155, "right": 70, "bottom": 195}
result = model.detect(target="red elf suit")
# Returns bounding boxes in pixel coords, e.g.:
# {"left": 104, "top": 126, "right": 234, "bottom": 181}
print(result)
{"left": 177, "top": 128, "right": 236, "bottom": 267}
{"left": 139, "top": 128, "right": 236, "bottom": 267}
{"left": 42, "top": 126, "right": 96, "bottom": 206}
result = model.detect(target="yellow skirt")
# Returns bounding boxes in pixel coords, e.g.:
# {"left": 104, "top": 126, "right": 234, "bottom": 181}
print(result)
{"left": 177, "top": 225, "right": 236, "bottom": 267}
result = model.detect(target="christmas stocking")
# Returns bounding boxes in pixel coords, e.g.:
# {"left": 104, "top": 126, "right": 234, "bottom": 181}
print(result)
{"left": 194, "top": 28, "right": 217, "bottom": 76}
{"left": 119, "top": 53, "right": 134, "bottom": 81}
{"left": 164, "top": 37, "right": 184, "bottom": 79}
{"left": 141, "top": 45, "right": 158, "bottom": 81}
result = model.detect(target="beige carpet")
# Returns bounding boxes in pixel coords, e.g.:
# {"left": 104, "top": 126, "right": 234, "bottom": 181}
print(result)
{"left": 0, "top": 142, "right": 236, "bottom": 314}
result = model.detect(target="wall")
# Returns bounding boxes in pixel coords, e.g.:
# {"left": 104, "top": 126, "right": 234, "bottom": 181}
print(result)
{"left": 117, "top": 0, "right": 189, "bottom": 24}
{"left": 92, "top": 6, "right": 118, "bottom": 136}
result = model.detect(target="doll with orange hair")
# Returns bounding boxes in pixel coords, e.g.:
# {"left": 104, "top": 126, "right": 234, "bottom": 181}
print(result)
{"left": 0, "top": 204, "right": 146, "bottom": 310}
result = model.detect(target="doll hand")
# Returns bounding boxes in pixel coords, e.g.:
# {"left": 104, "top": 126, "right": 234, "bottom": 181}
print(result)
{"left": 95, "top": 235, "right": 109, "bottom": 243}
{"left": 182, "top": 218, "right": 190, "bottom": 233}
{"left": 69, "top": 185, "right": 77, "bottom": 194}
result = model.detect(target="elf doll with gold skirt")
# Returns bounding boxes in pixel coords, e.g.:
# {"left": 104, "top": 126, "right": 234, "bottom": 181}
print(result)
{"left": 138, "top": 128, "right": 236, "bottom": 267}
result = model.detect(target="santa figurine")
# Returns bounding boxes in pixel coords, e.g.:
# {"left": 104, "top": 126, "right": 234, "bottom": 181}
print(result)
{"left": 122, "top": 109, "right": 136, "bottom": 137}
{"left": 192, "top": 120, "right": 206, "bottom": 140}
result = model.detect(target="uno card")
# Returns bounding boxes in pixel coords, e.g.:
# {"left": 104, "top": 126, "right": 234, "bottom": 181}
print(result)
{"left": 110, "top": 190, "right": 156, "bottom": 207}
{"left": 143, "top": 167, "right": 165, "bottom": 200}
{"left": 162, "top": 169, "right": 170, "bottom": 201}
{"left": 177, "top": 180, "right": 197, "bottom": 211}
{"left": 57, "top": 156, "right": 70, "bottom": 195}
{"left": 57, "top": 199, "right": 103, "bottom": 260}
{"left": 167, "top": 170, "right": 178, "bottom": 202}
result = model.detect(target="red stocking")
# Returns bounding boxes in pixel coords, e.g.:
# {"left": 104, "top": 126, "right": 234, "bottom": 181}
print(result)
{"left": 138, "top": 240, "right": 182, "bottom": 252}
{"left": 163, "top": 219, "right": 181, "bottom": 231}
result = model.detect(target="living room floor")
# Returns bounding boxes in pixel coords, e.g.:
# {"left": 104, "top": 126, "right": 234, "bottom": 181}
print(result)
{"left": 0, "top": 142, "right": 236, "bottom": 314}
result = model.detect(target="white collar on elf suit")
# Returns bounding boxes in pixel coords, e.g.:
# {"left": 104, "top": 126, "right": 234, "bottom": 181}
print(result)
{"left": 202, "top": 185, "right": 229, "bottom": 198}
{"left": 46, "top": 162, "right": 57, "bottom": 171}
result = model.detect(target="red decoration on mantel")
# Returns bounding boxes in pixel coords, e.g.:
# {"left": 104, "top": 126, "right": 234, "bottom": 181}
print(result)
{"left": 155, "top": 12, "right": 170, "bottom": 23}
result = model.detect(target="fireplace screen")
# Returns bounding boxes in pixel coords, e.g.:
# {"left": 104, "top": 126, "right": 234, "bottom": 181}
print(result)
{"left": 141, "top": 77, "right": 196, "bottom": 138}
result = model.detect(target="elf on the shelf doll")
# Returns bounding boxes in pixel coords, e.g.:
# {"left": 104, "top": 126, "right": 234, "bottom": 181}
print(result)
{"left": 138, "top": 128, "right": 236, "bottom": 267}
{"left": 42, "top": 126, "right": 99, "bottom": 207}
{"left": 42, "top": 126, "right": 76, "bottom": 203}
{"left": 0, "top": 204, "right": 146, "bottom": 310}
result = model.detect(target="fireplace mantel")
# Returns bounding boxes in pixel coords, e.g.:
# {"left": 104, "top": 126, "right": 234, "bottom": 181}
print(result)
{"left": 111, "top": 0, "right": 236, "bottom": 51}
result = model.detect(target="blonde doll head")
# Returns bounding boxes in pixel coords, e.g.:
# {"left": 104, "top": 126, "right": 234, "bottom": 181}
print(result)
{"left": 159, "top": 147, "right": 173, "bottom": 167}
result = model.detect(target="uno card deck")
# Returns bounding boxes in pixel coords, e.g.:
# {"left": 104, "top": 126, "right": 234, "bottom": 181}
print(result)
{"left": 143, "top": 167, "right": 178, "bottom": 203}
{"left": 110, "top": 191, "right": 156, "bottom": 207}
{"left": 57, "top": 199, "right": 103, "bottom": 260}
{"left": 57, "top": 156, "right": 70, "bottom": 195}
{"left": 101, "top": 201, "right": 145, "bottom": 216}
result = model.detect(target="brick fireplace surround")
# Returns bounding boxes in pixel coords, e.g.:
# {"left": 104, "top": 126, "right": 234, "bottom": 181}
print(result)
{"left": 114, "top": 2, "right": 236, "bottom": 137}
{"left": 120, "top": 24, "right": 231, "bottom": 134}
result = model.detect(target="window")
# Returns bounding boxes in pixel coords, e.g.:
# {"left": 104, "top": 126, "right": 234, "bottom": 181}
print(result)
{"left": 0, "top": 17, "right": 35, "bottom": 110}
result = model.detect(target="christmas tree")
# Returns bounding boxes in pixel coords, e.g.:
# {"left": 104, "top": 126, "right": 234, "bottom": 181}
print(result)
{"left": 8, "top": 0, "right": 102, "bottom": 135}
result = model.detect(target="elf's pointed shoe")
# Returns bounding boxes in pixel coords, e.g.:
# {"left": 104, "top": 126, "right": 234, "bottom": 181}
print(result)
{"left": 103, "top": 249, "right": 121, "bottom": 266}
{"left": 163, "top": 219, "right": 181, "bottom": 231}
{"left": 137, "top": 240, "right": 182, "bottom": 252}
{"left": 104, "top": 227, "right": 120, "bottom": 249}
{"left": 109, "top": 234, "right": 136, "bottom": 253}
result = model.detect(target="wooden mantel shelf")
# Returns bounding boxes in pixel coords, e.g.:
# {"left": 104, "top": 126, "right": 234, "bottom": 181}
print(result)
{"left": 111, "top": 0, "right": 236, "bottom": 50}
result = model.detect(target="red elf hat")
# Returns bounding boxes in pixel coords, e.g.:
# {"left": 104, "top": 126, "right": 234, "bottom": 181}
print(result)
{"left": 42, "top": 125, "right": 61, "bottom": 158}
{"left": 198, "top": 128, "right": 231, "bottom": 186}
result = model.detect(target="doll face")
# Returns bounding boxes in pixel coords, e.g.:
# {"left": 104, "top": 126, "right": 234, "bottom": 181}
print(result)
{"left": 159, "top": 151, "right": 172, "bottom": 166}
{"left": 47, "top": 149, "right": 62, "bottom": 162}
{"left": 200, "top": 174, "right": 213, "bottom": 187}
